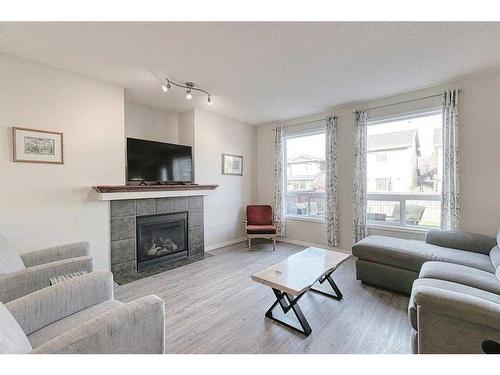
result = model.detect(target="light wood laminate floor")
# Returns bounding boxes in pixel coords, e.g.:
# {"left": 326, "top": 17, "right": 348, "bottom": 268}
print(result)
{"left": 115, "top": 241, "right": 412, "bottom": 354}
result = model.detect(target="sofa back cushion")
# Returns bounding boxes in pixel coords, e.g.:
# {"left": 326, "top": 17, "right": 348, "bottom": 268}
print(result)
{"left": 0, "top": 303, "right": 32, "bottom": 354}
{"left": 246, "top": 205, "right": 273, "bottom": 225}
{"left": 425, "top": 230, "right": 497, "bottom": 255}
{"left": 0, "top": 234, "right": 25, "bottom": 275}
{"left": 497, "top": 228, "right": 500, "bottom": 247}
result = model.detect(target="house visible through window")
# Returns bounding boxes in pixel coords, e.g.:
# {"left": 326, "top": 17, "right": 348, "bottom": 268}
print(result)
{"left": 285, "top": 131, "right": 326, "bottom": 220}
{"left": 367, "top": 111, "right": 442, "bottom": 228}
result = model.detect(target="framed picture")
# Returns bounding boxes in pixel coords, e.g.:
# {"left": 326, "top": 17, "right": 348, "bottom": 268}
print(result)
{"left": 12, "top": 127, "right": 64, "bottom": 164}
{"left": 222, "top": 153, "right": 243, "bottom": 176}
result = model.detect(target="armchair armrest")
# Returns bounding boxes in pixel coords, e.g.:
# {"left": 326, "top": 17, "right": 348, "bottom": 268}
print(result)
{"left": 6, "top": 270, "right": 112, "bottom": 335}
{"left": 32, "top": 295, "right": 165, "bottom": 354}
{"left": 20, "top": 242, "right": 90, "bottom": 267}
{"left": 0, "top": 256, "right": 93, "bottom": 304}
{"left": 425, "top": 230, "right": 497, "bottom": 255}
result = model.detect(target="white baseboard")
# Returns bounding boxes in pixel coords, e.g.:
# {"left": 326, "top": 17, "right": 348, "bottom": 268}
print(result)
{"left": 278, "top": 238, "right": 352, "bottom": 255}
{"left": 205, "top": 237, "right": 247, "bottom": 251}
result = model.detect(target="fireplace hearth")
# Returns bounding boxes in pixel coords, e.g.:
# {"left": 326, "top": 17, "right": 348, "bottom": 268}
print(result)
{"left": 136, "top": 212, "right": 188, "bottom": 268}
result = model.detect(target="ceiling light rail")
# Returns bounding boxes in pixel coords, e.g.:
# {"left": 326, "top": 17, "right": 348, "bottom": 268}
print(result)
{"left": 161, "top": 78, "right": 213, "bottom": 105}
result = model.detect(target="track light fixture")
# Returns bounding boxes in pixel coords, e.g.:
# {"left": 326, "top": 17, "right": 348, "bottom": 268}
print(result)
{"left": 162, "top": 78, "right": 213, "bottom": 105}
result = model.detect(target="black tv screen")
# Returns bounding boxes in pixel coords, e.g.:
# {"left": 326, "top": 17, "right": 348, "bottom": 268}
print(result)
{"left": 127, "top": 138, "right": 193, "bottom": 183}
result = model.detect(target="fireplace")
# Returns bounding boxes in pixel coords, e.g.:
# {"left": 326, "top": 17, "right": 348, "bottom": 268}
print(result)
{"left": 136, "top": 212, "right": 188, "bottom": 269}
{"left": 110, "top": 196, "right": 205, "bottom": 282}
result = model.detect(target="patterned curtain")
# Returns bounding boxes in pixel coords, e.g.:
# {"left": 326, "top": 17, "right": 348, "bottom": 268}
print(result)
{"left": 326, "top": 116, "right": 340, "bottom": 247}
{"left": 441, "top": 89, "right": 461, "bottom": 230}
{"left": 353, "top": 109, "right": 368, "bottom": 243}
{"left": 273, "top": 126, "right": 286, "bottom": 237}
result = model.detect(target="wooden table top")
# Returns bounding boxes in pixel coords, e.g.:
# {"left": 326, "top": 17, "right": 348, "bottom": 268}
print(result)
{"left": 251, "top": 247, "right": 351, "bottom": 296}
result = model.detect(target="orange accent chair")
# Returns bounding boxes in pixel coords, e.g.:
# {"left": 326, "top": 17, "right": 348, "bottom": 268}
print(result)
{"left": 244, "top": 205, "right": 279, "bottom": 251}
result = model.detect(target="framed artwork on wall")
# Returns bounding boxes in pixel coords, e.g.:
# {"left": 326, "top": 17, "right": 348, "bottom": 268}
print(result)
{"left": 12, "top": 127, "right": 64, "bottom": 164}
{"left": 222, "top": 153, "right": 243, "bottom": 176}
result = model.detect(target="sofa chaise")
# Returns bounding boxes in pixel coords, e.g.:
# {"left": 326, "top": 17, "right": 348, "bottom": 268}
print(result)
{"left": 0, "top": 233, "right": 93, "bottom": 303}
{"left": 0, "top": 270, "right": 165, "bottom": 354}
{"left": 352, "top": 230, "right": 498, "bottom": 295}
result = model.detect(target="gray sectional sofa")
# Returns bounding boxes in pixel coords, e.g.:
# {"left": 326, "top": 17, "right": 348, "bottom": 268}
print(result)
{"left": 353, "top": 229, "right": 500, "bottom": 353}
{"left": 352, "top": 230, "right": 498, "bottom": 295}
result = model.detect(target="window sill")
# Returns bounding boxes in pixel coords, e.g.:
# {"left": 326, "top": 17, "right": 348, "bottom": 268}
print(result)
{"left": 367, "top": 223, "right": 430, "bottom": 235}
{"left": 286, "top": 216, "right": 325, "bottom": 224}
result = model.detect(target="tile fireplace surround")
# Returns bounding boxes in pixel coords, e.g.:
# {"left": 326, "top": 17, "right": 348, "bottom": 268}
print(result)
{"left": 110, "top": 196, "right": 204, "bottom": 282}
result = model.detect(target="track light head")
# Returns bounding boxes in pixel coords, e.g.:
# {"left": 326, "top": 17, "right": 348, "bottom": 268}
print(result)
{"left": 207, "top": 96, "right": 213, "bottom": 105}
{"left": 161, "top": 81, "right": 171, "bottom": 93}
{"left": 186, "top": 89, "right": 193, "bottom": 100}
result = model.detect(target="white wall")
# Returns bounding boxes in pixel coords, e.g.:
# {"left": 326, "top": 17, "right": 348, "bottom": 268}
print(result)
{"left": 0, "top": 52, "right": 125, "bottom": 270}
{"left": 193, "top": 109, "right": 257, "bottom": 249}
{"left": 125, "top": 101, "right": 178, "bottom": 143}
{"left": 257, "top": 70, "right": 500, "bottom": 250}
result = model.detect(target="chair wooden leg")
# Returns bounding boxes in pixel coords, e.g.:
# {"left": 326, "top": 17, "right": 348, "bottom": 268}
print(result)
{"left": 248, "top": 237, "right": 252, "bottom": 251}
{"left": 272, "top": 237, "right": 276, "bottom": 251}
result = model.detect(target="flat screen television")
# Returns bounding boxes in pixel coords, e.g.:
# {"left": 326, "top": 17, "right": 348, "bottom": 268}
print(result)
{"left": 126, "top": 138, "right": 193, "bottom": 183}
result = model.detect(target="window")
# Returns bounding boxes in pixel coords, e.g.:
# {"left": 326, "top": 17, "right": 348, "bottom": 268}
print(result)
{"left": 376, "top": 152, "right": 387, "bottom": 162}
{"left": 285, "top": 131, "right": 326, "bottom": 220}
{"left": 367, "top": 111, "right": 442, "bottom": 229}
{"left": 375, "top": 178, "right": 391, "bottom": 191}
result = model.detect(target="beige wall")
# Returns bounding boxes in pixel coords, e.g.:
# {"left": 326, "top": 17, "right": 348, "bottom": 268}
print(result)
{"left": 257, "top": 70, "right": 500, "bottom": 250}
{"left": 0, "top": 52, "right": 125, "bottom": 270}
{"left": 124, "top": 101, "right": 178, "bottom": 143}
{"left": 193, "top": 109, "right": 257, "bottom": 249}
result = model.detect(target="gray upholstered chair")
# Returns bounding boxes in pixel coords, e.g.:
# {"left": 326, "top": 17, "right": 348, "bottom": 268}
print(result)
{"left": 0, "top": 233, "right": 93, "bottom": 303}
{"left": 0, "top": 270, "right": 165, "bottom": 354}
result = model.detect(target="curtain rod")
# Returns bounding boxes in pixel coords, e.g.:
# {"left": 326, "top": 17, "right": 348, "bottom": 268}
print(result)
{"left": 284, "top": 118, "right": 326, "bottom": 128}
{"left": 280, "top": 90, "right": 461, "bottom": 127}
{"left": 367, "top": 90, "right": 461, "bottom": 111}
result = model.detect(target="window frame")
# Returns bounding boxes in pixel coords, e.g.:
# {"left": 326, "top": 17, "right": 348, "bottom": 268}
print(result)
{"left": 284, "top": 128, "right": 327, "bottom": 222}
{"left": 366, "top": 108, "right": 442, "bottom": 230}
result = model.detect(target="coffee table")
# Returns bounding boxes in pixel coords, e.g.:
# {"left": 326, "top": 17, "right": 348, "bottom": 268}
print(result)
{"left": 251, "top": 247, "right": 351, "bottom": 336}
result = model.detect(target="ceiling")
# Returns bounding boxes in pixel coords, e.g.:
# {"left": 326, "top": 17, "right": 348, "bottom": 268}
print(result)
{"left": 1, "top": 22, "right": 500, "bottom": 125}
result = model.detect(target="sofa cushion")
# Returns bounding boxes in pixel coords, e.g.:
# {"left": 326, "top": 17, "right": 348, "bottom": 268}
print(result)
{"left": 353, "top": 235, "right": 495, "bottom": 273}
{"left": 408, "top": 278, "right": 500, "bottom": 330}
{"left": 0, "top": 233, "right": 26, "bottom": 275}
{"left": 0, "top": 302, "right": 32, "bottom": 354}
{"left": 497, "top": 228, "right": 500, "bottom": 247}
{"left": 419, "top": 261, "right": 500, "bottom": 295}
{"left": 246, "top": 225, "right": 276, "bottom": 235}
{"left": 425, "top": 230, "right": 497, "bottom": 255}
{"left": 28, "top": 299, "right": 123, "bottom": 349}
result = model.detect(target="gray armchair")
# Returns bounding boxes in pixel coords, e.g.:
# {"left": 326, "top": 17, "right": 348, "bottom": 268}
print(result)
{"left": 0, "top": 271, "right": 165, "bottom": 354}
{"left": 0, "top": 233, "right": 93, "bottom": 303}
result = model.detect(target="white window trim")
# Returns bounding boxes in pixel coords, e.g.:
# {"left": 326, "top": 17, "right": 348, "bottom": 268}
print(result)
{"left": 284, "top": 128, "right": 326, "bottom": 221}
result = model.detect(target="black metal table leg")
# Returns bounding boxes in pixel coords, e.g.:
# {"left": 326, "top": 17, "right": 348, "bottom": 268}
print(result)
{"left": 310, "top": 273, "right": 343, "bottom": 300}
{"left": 265, "top": 288, "right": 312, "bottom": 337}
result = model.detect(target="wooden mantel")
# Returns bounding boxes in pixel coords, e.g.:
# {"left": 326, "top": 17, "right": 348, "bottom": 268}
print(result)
{"left": 92, "top": 184, "right": 218, "bottom": 201}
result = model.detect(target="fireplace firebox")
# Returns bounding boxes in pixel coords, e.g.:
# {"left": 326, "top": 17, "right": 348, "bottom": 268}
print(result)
{"left": 136, "top": 212, "right": 188, "bottom": 269}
